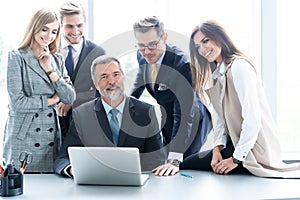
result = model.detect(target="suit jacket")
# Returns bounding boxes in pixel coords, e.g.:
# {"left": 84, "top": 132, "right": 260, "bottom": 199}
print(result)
{"left": 3, "top": 47, "right": 76, "bottom": 172}
{"left": 68, "top": 37, "right": 105, "bottom": 109}
{"left": 54, "top": 96, "right": 165, "bottom": 175}
{"left": 206, "top": 56, "right": 300, "bottom": 178}
{"left": 131, "top": 44, "right": 211, "bottom": 157}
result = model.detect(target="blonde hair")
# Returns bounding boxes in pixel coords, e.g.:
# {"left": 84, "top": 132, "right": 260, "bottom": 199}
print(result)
{"left": 19, "top": 8, "right": 60, "bottom": 53}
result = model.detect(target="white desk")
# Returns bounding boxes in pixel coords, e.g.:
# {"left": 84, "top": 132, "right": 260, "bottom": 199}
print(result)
{"left": 7, "top": 171, "right": 300, "bottom": 200}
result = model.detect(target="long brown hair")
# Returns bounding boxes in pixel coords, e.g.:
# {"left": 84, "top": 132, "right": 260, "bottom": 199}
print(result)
{"left": 189, "top": 20, "right": 245, "bottom": 99}
{"left": 19, "top": 8, "right": 60, "bottom": 53}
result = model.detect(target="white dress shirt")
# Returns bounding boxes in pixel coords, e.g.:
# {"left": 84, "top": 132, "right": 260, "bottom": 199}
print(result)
{"left": 213, "top": 58, "right": 261, "bottom": 161}
{"left": 60, "top": 36, "right": 83, "bottom": 70}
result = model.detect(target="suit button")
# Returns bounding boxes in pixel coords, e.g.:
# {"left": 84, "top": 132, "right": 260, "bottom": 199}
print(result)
{"left": 48, "top": 113, "right": 53, "bottom": 117}
{"left": 36, "top": 128, "right": 41, "bottom": 132}
{"left": 48, "top": 142, "right": 55, "bottom": 147}
{"left": 35, "top": 113, "right": 39, "bottom": 118}
{"left": 34, "top": 143, "right": 40, "bottom": 147}
{"left": 48, "top": 128, "right": 54, "bottom": 132}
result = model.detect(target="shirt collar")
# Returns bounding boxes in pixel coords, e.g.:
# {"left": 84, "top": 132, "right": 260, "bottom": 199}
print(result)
{"left": 101, "top": 96, "right": 126, "bottom": 116}
{"left": 156, "top": 50, "right": 165, "bottom": 65}
{"left": 61, "top": 35, "right": 83, "bottom": 53}
{"left": 212, "top": 62, "right": 225, "bottom": 80}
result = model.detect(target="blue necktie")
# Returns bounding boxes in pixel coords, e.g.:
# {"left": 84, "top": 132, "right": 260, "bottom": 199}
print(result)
{"left": 109, "top": 109, "right": 119, "bottom": 145}
{"left": 65, "top": 45, "right": 74, "bottom": 76}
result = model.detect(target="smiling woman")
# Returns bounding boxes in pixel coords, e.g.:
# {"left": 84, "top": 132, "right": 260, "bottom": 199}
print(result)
{"left": 0, "top": 0, "right": 299, "bottom": 161}
{"left": 0, "top": 0, "right": 88, "bottom": 159}
{"left": 1, "top": 7, "right": 76, "bottom": 172}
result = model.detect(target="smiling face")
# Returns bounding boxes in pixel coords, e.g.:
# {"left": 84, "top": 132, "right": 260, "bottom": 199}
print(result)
{"left": 135, "top": 28, "right": 166, "bottom": 64}
{"left": 61, "top": 14, "right": 85, "bottom": 44}
{"left": 33, "top": 21, "right": 59, "bottom": 48}
{"left": 193, "top": 30, "right": 223, "bottom": 64}
{"left": 94, "top": 61, "right": 125, "bottom": 107}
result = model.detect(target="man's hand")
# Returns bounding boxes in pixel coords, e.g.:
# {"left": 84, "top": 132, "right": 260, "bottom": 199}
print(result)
{"left": 152, "top": 163, "right": 179, "bottom": 176}
{"left": 57, "top": 102, "right": 72, "bottom": 116}
{"left": 67, "top": 166, "right": 73, "bottom": 176}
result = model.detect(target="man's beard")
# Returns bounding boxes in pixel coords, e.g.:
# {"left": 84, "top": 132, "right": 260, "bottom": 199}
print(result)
{"left": 103, "top": 84, "right": 124, "bottom": 102}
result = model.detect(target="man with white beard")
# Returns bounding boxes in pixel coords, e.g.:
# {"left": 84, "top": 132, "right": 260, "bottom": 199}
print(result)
{"left": 54, "top": 55, "right": 165, "bottom": 177}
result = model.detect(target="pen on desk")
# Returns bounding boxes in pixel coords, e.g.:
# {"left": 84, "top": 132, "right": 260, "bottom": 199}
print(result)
{"left": 179, "top": 172, "right": 193, "bottom": 179}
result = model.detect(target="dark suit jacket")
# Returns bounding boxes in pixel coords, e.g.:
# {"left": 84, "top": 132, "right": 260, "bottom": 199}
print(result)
{"left": 131, "top": 44, "right": 211, "bottom": 157}
{"left": 59, "top": 37, "right": 105, "bottom": 139}
{"left": 70, "top": 37, "right": 106, "bottom": 108}
{"left": 54, "top": 97, "right": 165, "bottom": 176}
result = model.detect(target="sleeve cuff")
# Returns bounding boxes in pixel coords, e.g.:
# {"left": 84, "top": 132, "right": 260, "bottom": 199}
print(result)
{"left": 63, "top": 164, "right": 73, "bottom": 178}
{"left": 167, "top": 152, "right": 183, "bottom": 162}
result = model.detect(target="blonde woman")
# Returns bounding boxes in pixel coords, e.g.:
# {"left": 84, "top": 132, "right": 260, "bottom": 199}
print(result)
{"left": 2, "top": 8, "right": 76, "bottom": 172}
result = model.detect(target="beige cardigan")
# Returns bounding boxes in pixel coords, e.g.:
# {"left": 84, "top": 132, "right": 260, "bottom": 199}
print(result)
{"left": 206, "top": 57, "right": 300, "bottom": 178}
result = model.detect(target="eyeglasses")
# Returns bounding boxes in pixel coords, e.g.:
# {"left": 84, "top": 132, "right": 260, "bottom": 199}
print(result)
{"left": 136, "top": 38, "right": 161, "bottom": 51}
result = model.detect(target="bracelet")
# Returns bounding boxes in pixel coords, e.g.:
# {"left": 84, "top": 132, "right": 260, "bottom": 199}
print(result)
{"left": 46, "top": 69, "right": 56, "bottom": 76}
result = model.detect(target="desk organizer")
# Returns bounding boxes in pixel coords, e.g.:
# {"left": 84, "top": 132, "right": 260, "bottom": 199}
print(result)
{"left": 0, "top": 164, "right": 23, "bottom": 197}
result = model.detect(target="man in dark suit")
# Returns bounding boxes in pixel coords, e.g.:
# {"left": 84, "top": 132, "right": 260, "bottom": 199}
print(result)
{"left": 131, "top": 16, "right": 211, "bottom": 176}
{"left": 54, "top": 55, "right": 165, "bottom": 177}
{"left": 58, "top": 2, "right": 106, "bottom": 138}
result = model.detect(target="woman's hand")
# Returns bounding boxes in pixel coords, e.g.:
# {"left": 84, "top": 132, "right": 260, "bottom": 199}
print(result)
{"left": 211, "top": 146, "right": 238, "bottom": 175}
{"left": 48, "top": 93, "right": 60, "bottom": 106}
{"left": 38, "top": 46, "right": 52, "bottom": 72}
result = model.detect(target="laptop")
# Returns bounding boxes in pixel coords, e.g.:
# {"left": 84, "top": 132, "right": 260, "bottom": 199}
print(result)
{"left": 67, "top": 146, "right": 149, "bottom": 186}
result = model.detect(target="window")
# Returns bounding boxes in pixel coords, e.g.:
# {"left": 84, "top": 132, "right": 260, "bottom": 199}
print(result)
{"left": 1, "top": 0, "right": 298, "bottom": 158}
{"left": 277, "top": 0, "right": 300, "bottom": 155}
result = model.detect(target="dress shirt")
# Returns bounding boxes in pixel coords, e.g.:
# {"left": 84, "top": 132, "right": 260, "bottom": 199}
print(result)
{"left": 63, "top": 97, "right": 126, "bottom": 177}
{"left": 213, "top": 59, "right": 261, "bottom": 161}
{"left": 60, "top": 36, "right": 83, "bottom": 70}
{"left": 147, "top": 51, "right": 165, "bottom": 87}
{"left": 102, "top": 98, "right": 126, "bottom": 128}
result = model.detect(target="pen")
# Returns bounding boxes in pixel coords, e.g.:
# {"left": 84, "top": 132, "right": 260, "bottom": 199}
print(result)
{"left": 179, "top": 172, "right": 193, "bottom": 179}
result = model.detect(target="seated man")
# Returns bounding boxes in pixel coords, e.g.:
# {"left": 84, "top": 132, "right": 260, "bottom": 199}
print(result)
{"left": 54, "top": 55, "right": 165, "bottom": 177}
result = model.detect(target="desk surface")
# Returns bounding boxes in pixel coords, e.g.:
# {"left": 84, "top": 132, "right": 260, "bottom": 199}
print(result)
{"left": 7, "top": 171, "right": 300, "bottom": 200}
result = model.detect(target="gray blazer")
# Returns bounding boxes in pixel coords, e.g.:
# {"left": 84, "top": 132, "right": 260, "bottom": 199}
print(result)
{"left": 2, "top": 47, "right": 76, "bottom": 172}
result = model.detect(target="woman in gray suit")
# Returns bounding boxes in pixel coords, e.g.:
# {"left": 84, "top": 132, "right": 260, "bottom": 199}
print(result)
{"left": 181, "top": 20, "right": 300, "bottom": 178}
{"left": 2, "top": 8, "right": 76, "bottom": 172}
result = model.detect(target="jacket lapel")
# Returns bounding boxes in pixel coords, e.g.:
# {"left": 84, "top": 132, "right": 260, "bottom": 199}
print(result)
{"left": 117, "top": 97, "right": 133, "bottom": 146}
{"left": 95, "top": 99, "right": 115, "bottom": 144}
{"left": 20, "top": 49, "right": 51, "bottom": 83}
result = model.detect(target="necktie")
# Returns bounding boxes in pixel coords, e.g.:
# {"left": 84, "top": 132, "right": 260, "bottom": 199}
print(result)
{"left": 109, "top": 109, "right": 119, "bottom": 145}
{"left": 65, "top": 45, "right": 74, "bottom": 76}
{"left": 151, "top": 63, "right": 158, "bottom": 83}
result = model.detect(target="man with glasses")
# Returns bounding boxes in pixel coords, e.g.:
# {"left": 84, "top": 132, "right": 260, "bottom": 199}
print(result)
{"left": 131, "top": 16, "right": 211, "bottom": 176}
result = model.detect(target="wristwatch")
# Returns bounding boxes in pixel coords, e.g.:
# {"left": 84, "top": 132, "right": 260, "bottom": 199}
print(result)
{"left": 232, "top": 157, "right": 241, "bottom": 164}
{"left": 167, "top": 159, "right": 181, "bottom": 167}
{"left": 46, "top": 68, "right": 56, "bottom": 76}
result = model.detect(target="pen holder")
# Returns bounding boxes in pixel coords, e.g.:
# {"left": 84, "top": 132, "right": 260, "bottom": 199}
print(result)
{"left": 0, "top": 164, "right": 23, "bottom": 197}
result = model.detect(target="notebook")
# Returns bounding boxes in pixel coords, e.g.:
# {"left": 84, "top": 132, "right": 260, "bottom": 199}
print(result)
{"left": 67, "top": 146, "right": 149, "bottom": 186}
